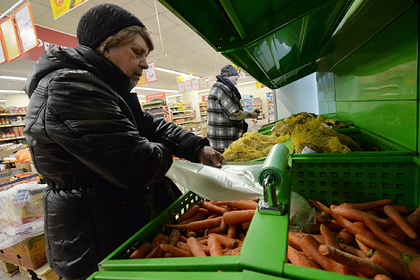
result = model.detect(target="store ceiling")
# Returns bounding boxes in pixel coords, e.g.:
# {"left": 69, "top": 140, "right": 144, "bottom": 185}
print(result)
{"left": 0, "top": 0, "right": 256, "bottom": 101}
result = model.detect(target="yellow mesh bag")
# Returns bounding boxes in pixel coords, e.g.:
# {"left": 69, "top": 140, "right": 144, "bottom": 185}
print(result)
{"left": 223, "top": 132, "right": 289, "bottom": 162}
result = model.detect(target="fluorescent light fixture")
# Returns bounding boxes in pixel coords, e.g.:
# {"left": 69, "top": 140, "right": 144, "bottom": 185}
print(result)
{"left": 137, "top": 95, "right": 146, "bottom": 98}
{"left": 237, "top": 81, "right": 256, "bottom": 86}
{"left": 0, "top": 90, "right": 25, "bottom": 93}
{"left": 155, "top": 67, "right": 200, "bottom": 79}
{"left": 0, "top": 99, "right": 5, "bottom": 102}
{"left": 0, "top": 76, "right": 27, "bottom": 81}
{"left": 197, "top": 89, "right": 210, "bottom": 93}
{"left": 134, "top": 86, "right": 178, "bottom": 93}
{"left": 169, "top": 94, "right": 182, "bottom": 98}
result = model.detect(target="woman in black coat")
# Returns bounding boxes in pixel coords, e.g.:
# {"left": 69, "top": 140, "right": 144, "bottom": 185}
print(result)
{"left": 23, "top": 4, "right": 225, "bottom": 279}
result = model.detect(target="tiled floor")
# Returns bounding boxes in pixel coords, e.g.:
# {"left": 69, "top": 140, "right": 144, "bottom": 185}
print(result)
{"left": 0, "top": 270, "right": 26, "bottom": 280}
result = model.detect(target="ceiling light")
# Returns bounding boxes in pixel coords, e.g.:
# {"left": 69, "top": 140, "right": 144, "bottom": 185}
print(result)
{"left": 155, "top": 67, "right": 200, "bottom": 79}
{"left": 134, "top": 86, "right": 178, "bottom": 93}
{"left": 0, "top": 76, "right": 27, "bottom": 81}
{"left": 197, "top": 89, "right": 210, "bottom": 93}
{"left": 170, "top": 94, "right": 182, "bottom": 97}
{"left": 0, "top": 90, "right": 26, "bottom": 93}
{"left": 237, "top": 81, "right": 255, "bottom": 86}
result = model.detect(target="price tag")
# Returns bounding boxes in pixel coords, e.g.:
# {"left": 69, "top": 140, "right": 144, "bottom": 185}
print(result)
{"left": 199, "top": 77, "right": 207, "bottom": 88}
{"left": 14, "top": 2, "right": 39, "bottom": 53}
{"left": 177, "top": 82, "right": 185, "bottom": 93}
{"left": 207, "top": 74, "right": 215, "bottom": 86}
{"left": 184, "top": 80, "right": 192, "bottom": 92}
{"left": 192, "top": 79, "right": 199, "bottom": 90}
{"left": 145, "top": 62, "right": 158, "bottom": 83}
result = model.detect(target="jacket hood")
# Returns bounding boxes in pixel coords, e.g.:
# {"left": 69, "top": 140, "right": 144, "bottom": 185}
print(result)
{"left": 24, "top": 45, "right": 131, "bottom": 98}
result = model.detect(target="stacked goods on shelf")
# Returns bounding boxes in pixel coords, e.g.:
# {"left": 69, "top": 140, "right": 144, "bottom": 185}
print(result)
{"left": 241, "top": 95, "right": 253, "bottom": 112}
{"left": 0, "top": 106, "right": 27, "bottom": 144}
{"left": 171, "top": 103, "right": 196, "bottom": 128}
{"left": 199, "top": 102, "right": 207, "bottom": 121}
{"left": 253, "top": 97, "right": 263, "bottom": 119}
{"left": 266, "top": 92, "right": 274, "bottom": 122}
{"left": 142, "top": 100, "right": 166, "bottom": 118}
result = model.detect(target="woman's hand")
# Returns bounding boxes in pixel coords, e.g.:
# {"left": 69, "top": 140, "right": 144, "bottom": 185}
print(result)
{"left": 198, "top": 146, "right": 227, "bottom": 168}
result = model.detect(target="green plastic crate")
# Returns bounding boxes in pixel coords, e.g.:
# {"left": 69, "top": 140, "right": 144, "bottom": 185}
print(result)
{"left": 99, "top": 170, "right": 292, "bottom": 277}
{"left": 88, "top": 270, "right": 290, "bottom": 280}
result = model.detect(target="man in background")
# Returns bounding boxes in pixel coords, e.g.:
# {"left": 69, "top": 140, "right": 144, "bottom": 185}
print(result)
{"left": 207, "top": 65, "right": 260, "bottom": 153}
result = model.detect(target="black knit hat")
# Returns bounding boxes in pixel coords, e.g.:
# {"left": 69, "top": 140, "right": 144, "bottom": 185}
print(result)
{"left": 77, "top": 3, "right": 145, "bottom": 49}
{"left": 221, "top": 65, "right": 239, "bottom": 77}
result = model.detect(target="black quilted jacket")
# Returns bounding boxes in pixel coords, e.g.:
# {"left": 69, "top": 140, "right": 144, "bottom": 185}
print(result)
{"left": 23, "top": 45, "right": 207, "bottom": 280}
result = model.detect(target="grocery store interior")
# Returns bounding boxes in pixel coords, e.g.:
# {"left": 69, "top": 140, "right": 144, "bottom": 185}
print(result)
{"left": 0, "top": 0, "right": 419, "bottom": 279}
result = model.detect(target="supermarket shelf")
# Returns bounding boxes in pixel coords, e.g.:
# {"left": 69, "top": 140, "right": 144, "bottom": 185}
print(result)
{"left": 0, "top": 124, "right": 25, "bottom": 128}
{"left": 0, "top": 136, "right": 25, "bottom": 142}
{"left": 172, "top": 110, "right": 194, "bottom": 113}
{"left": 0, "top": 113, "right": 26, "bottom": 116}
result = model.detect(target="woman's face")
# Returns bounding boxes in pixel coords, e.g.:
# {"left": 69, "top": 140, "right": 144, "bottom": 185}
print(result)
{"left": 106, "top": 34, "right": 150, "bottom": 89}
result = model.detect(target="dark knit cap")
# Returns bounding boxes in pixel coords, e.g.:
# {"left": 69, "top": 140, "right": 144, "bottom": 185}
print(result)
{"left": 77, "top": 3, "right": 145, "bottom": 49}
{"left": 221, "top": 65, "right": 239, "bottom": 77}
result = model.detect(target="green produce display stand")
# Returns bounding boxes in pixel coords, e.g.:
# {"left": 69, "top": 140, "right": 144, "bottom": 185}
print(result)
{"left": 87, "top": 270, "right": 290, "bottom": 280}
{"left": 98, "top": 144, "right": 292, "bottom": 277}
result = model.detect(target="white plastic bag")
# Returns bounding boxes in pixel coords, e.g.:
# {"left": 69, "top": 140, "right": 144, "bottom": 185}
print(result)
{"left": 167, "top": 161, "right": 263, "bottom": 201}
{"left": 0, "top": 182, "right": 47, "bottom": 249}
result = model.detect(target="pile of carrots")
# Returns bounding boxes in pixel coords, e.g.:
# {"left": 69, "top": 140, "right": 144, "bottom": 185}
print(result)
{"left": 128, "top": 199, "right": 258, "bottom": 259}
{"left": 288, "top": 198, "right": 420, "bottom": 280}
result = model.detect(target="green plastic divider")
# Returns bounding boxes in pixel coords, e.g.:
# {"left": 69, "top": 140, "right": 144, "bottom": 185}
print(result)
{"left": 88, "top": 269, "right": 291, "bottom": 280}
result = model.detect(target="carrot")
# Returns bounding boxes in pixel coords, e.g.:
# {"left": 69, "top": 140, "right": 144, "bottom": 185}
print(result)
{"left": 384, "top": 205, "right": 417, "bottom": 239}
{"left": 145, "top": 243, "right": 164, "bottom": 258}
{"left": 336, "top": 229, "right": 354, "bottom": 245}
{"left": 300, "top": 235, "right": 333, "bottom": 271}
{"left": 333, "top": 206, "right": 390, "bottom": 226}
{"left": 373, "top": 274, "right": 392, "bottom": 280}
{"left": 207, "top": 235, "right": 223, "bottom": 256}
{"left": 186, "top": 237, "right": 207, "bottom": 257}
{"left": 198, "top": 208, "right": 212, "bottom": 216}
{"left": 323, "top": 220, "right": 343, "bottom": 231}
{"left": 320, "top": 224, "right": 357, "bottom": 276}
{"left": 353, "top": 221, "right": 369, "bottom": 229}
{"left": 177, "top": 242, "right": 191, "bottom": 252}
{"left": 402, "top": 253, "right": 420, "bottom": 280}
{"left": 335, "top": 199, "right": 394, "bottom": 211}
{"left": 238, "top": 233, "right": 246, "bottom": 241}
{"left": 230, "top": 246, "right": 241, "bottom": 255}
{"left": 355, "top": 238, "right": 370, "bottom": 254}
{"left": 288, "top": 232, "right": 303, "bottom": 250}
{"left": 364, "top": 217, "right": 418, "bottom": 257}
{"left": 223, "top": 210, "right": 255, "bottom": 225}
{"left": 292, "top": 232, "right": 325, "bottom": 244}
{"left": 177, "top": 205, "right": 200, "bottom": 223}
{"left": 305, "top": 223, "right": 321, "bottom": 234}
{"left": 339, "top": 243, "right": 365, "bottom": 258}
{"left": 165, "top": 216, "right": 222, "bottom": 230}
{"left": 186, "top": 230, "right": 197, "bottom": 238}
{"left": 373, "top": 204, "right": 413, "bottom": 216}
{"left": 386, "top": 205, "right": 420, "bottom": 242}
{"left": 309, "top": 199, "right": 379, "bottom": 241}
{"left": 151, "top": 232, "right": 165, "bottom": 247}
{"left": 179, "top": 213, "right": 208, "bottom": 225}
{"left": 208, "top": 233, "right": 238, "bottom": 249}
{"left": 320, "top": 223, "right": 340, "bottom": 248}
{"left": 355, "top": 234, "right": 401, "bottom": 261}
{"left": 168, "top": 229, "right": 181, "bottom": 246}
{"left": 213, "top": 200, "right": 258, "bottom": 210}
{"left": 180, "top": 235, "right": 188, "bottom": 243}
{"left": 129, "top": 242, "right": 151, "bottom": 259}
{"left": 200, "top": 244, "right": 210, "bottom": 255}
{"left": 241, "top": 221, "right": 251, "bottom": 231}
{"left": 318, "top": 244, "right": 391, "bottom": 278}
{"left": 160, "top": 244, "right": 193, "bottom": 257}
{"left": 366, "top": 249, "right": 411, "bottom": 280}
{"left": 316, "top": 210, "right": 331, "bottom": 223}
{"left": 227, "top": 223, "right": 237, "bottom": 238}
{"left": 287, "top": 245, "right": 321, "bottom": 269}
{"left": 199, "top": 201, "right": 226, "bottom": 215}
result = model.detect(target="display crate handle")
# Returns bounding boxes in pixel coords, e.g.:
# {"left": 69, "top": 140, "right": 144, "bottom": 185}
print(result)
{"left": 257, "top": 144, "right": 289, "bottom": 215}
